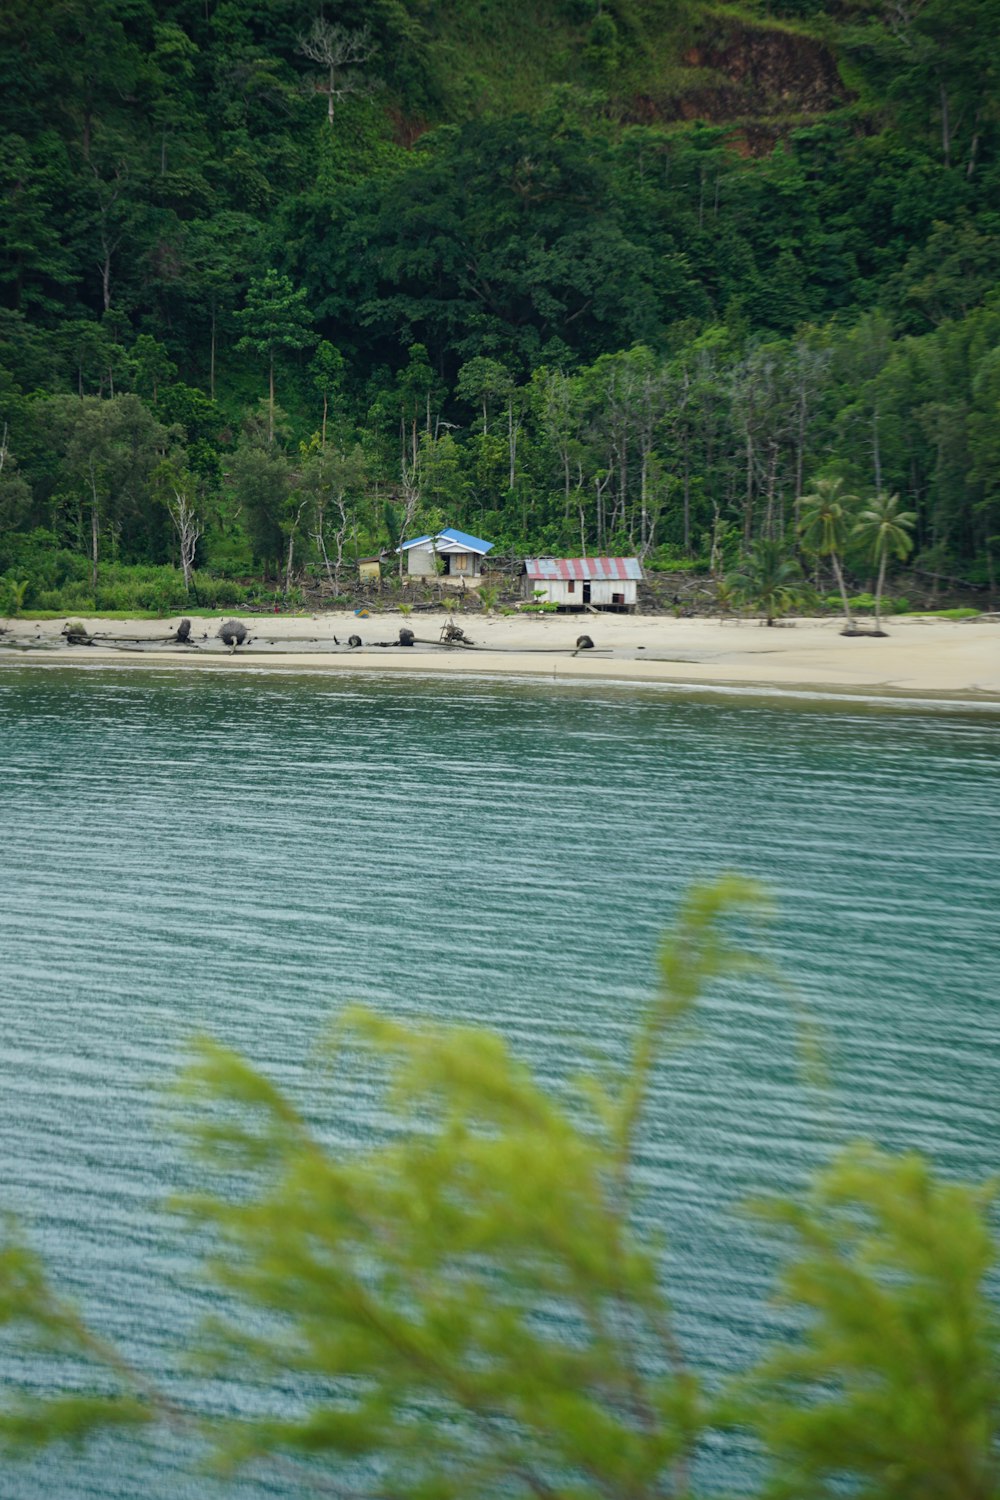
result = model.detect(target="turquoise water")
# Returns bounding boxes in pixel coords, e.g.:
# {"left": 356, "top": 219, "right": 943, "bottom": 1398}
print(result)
{"left": 2, "top": 666, "right": 998, "bottom": 1497}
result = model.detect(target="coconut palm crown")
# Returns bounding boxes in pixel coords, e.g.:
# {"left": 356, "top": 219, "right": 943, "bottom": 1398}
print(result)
{"left": 726, "top": 538, "right": 807, "bottom": 626}
{"left": 799, "top": 477, "right": 859, "bottom": 630}
{"left": 852, "top": 493, "right": 916, "bottom": 632}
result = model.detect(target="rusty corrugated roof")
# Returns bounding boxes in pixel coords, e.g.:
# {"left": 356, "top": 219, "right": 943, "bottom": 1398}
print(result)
{"left": 524, "top": 558, "right": 643, "bottom": 581}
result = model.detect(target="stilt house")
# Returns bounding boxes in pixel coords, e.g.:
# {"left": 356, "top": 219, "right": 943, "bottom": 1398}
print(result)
{"left": 523, "top": 558, "right": 642, "bottom": 611}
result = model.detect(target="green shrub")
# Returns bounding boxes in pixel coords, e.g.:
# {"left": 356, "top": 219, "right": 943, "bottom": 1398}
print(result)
{"left": 646, "top": 555, "right": 704, "bottom": 573}
{"left": 34, "top": 582, "right": 93, "bottom": 612}
{"left": 94, "top": 582, "right": 143, "bottom": 612}
{"left": 202, "top": 531, "right": 255, "bottom": 578}
{"left": 192, "top": 575, "right": 248, "bottom": 609}
{"left": 844, "top": 593, "right": 911, "bottom": 616}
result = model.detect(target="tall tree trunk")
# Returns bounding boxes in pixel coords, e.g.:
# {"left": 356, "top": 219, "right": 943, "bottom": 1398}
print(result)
{"left": 89, "top": 470, "right": 100, "bottom": 592}
{"left": 744, "top": 434, "right": 754, "bottom": 544}
{"left": 874, "top": 547, "right": 887, "bottom": 632}
{"left": 682, "top": 446, "right": 691, "bottom": 555}
{"left": 210, "top": 301, "right": 216, "bottom": 401}
{"left": 940, "top": 83, "right": 951, "bottom": 167}
{"left": 100, "top": 236, "right": 112, "bottom": 312}
{"left": 268, "top": 354, "right": 275, "bottom": 445}
{"left": 314, "top": 526, "right": 335, "bottom": 586}
{"left": 831, "top": 551, "right": 854, "bottom": 630}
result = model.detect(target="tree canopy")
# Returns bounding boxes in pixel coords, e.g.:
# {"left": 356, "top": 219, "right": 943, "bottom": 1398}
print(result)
{"left": 2, "top": 0, "right": 1000, "bottom": 604}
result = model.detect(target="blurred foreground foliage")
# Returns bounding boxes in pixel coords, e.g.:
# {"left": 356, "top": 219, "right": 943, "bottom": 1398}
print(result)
{"left": 1, "top": 877, "right": 997, "bottom": 1497}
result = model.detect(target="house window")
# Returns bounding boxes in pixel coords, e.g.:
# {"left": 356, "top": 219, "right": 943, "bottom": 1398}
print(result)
{"left": 568, "top": 579, "right": 575, "bottom": 593}
{"left": 453, "top": 553, "right": 469, "bottom": 572}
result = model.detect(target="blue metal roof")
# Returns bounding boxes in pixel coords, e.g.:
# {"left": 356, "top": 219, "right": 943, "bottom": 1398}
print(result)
{"left": 399, "top": 528, "right": 494, "bottom": 555}
{"left": 437, "top": 527, "right": 493, "bottom": 554}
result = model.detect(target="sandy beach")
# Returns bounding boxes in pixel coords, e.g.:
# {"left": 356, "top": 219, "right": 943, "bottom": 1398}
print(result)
{"left": 1, "top": 611, "right": 998, "bottom": 702}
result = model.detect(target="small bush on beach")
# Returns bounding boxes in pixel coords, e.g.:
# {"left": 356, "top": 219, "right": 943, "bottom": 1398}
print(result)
{"left": 845, "top": 592, "right": 910, "bottom": 616}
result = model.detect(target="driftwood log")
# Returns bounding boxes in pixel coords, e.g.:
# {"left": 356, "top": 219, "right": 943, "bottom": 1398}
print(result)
{"left": 62, "top": 620, "right": 94, "bottom": 645}
{"left": 441, "top": 621, "right": 473, "bottom": 645}
{"left": 217, "top": 618, "right": 249, "bottom": 647}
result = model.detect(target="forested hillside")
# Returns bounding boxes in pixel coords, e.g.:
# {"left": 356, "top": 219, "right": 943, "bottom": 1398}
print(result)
{"left": 2, "top": 0, "right": 999, "bottom": 611}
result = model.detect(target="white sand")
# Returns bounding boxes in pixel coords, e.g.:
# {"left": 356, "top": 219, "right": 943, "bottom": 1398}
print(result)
{"left": 2, "top": 611, "right": 998, "bottom": 702}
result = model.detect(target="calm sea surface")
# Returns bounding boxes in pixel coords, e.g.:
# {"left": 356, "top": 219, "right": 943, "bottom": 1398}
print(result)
{"left": 1, "top": 666, "right": 998, "bottom": 1497}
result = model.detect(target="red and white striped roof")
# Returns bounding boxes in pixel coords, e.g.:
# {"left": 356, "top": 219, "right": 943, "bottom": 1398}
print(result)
{"left": 524, "top": 557, "right": 642, "bottom": 581}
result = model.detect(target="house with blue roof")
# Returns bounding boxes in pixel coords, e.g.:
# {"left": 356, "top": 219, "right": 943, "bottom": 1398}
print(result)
{"left": 398, "top": 527, "right": 494, "bottom": 586}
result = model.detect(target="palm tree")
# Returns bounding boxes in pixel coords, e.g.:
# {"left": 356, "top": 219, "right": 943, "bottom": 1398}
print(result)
{"left": 8, "top": 579, "right": 29, "bottom": 617}
{"left": 852, "top": 493, "right": 916, "bottom": 633}
{"left": 726, "top": 538, "right": 807, "bottom": 626}
{"left": 799, "top": 477, "right": 858, "bottom": 631}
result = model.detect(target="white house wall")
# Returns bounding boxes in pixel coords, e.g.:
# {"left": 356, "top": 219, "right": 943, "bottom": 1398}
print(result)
{"left": 406, "top": 545, "right": 438, "bottom": 576}
{"left": 526, "top": 579, "right": 573, "bottom": 604}
{"left": 590, "top": 580, "right": 637, "bottom": 605}
{"left": 524, "top": 578, "right": 637, "bottom": 607}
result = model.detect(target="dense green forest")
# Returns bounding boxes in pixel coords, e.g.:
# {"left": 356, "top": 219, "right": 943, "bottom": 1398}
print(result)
{"left": 2, "top": 0, "right": 1000, "bottom": 611}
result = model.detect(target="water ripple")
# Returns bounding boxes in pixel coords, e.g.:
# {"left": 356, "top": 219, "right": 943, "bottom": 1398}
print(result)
{"left": 1, "top": 667, "right": 998, "bottom": 1497}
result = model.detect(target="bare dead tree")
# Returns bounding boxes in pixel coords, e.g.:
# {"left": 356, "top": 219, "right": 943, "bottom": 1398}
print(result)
{"left": 284, "top": 496, "right": 309, "bottom": 597}
{"left": 85, "top": 451, "right": 102, "bottom": 591}
{"left": 297, "top": 20, "right": 373, "bottom": 126}
{"left": 89, "top": 157, "right": 128, "bottom": 314}
{"left": 311, "top": 490, "right": 352, "bottom": 594}
{"left": 398, "top": 447, "right": 421, "bottom": 579}
{"left": 329, "top": 491, "right": 351, "bottom": 594}
{"left": 167, "top": 488, "right": 203, "bottom": 592}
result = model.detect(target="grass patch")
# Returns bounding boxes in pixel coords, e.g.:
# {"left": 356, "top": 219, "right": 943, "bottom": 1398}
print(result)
{"left": 902, "top": 608, "right": 981, "bottom": 620}
{"left": 17, "top": 609, "right": 167, "bottom": 621}
{"left": 15, "top": 608, "right": 318, "bottom": 621}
